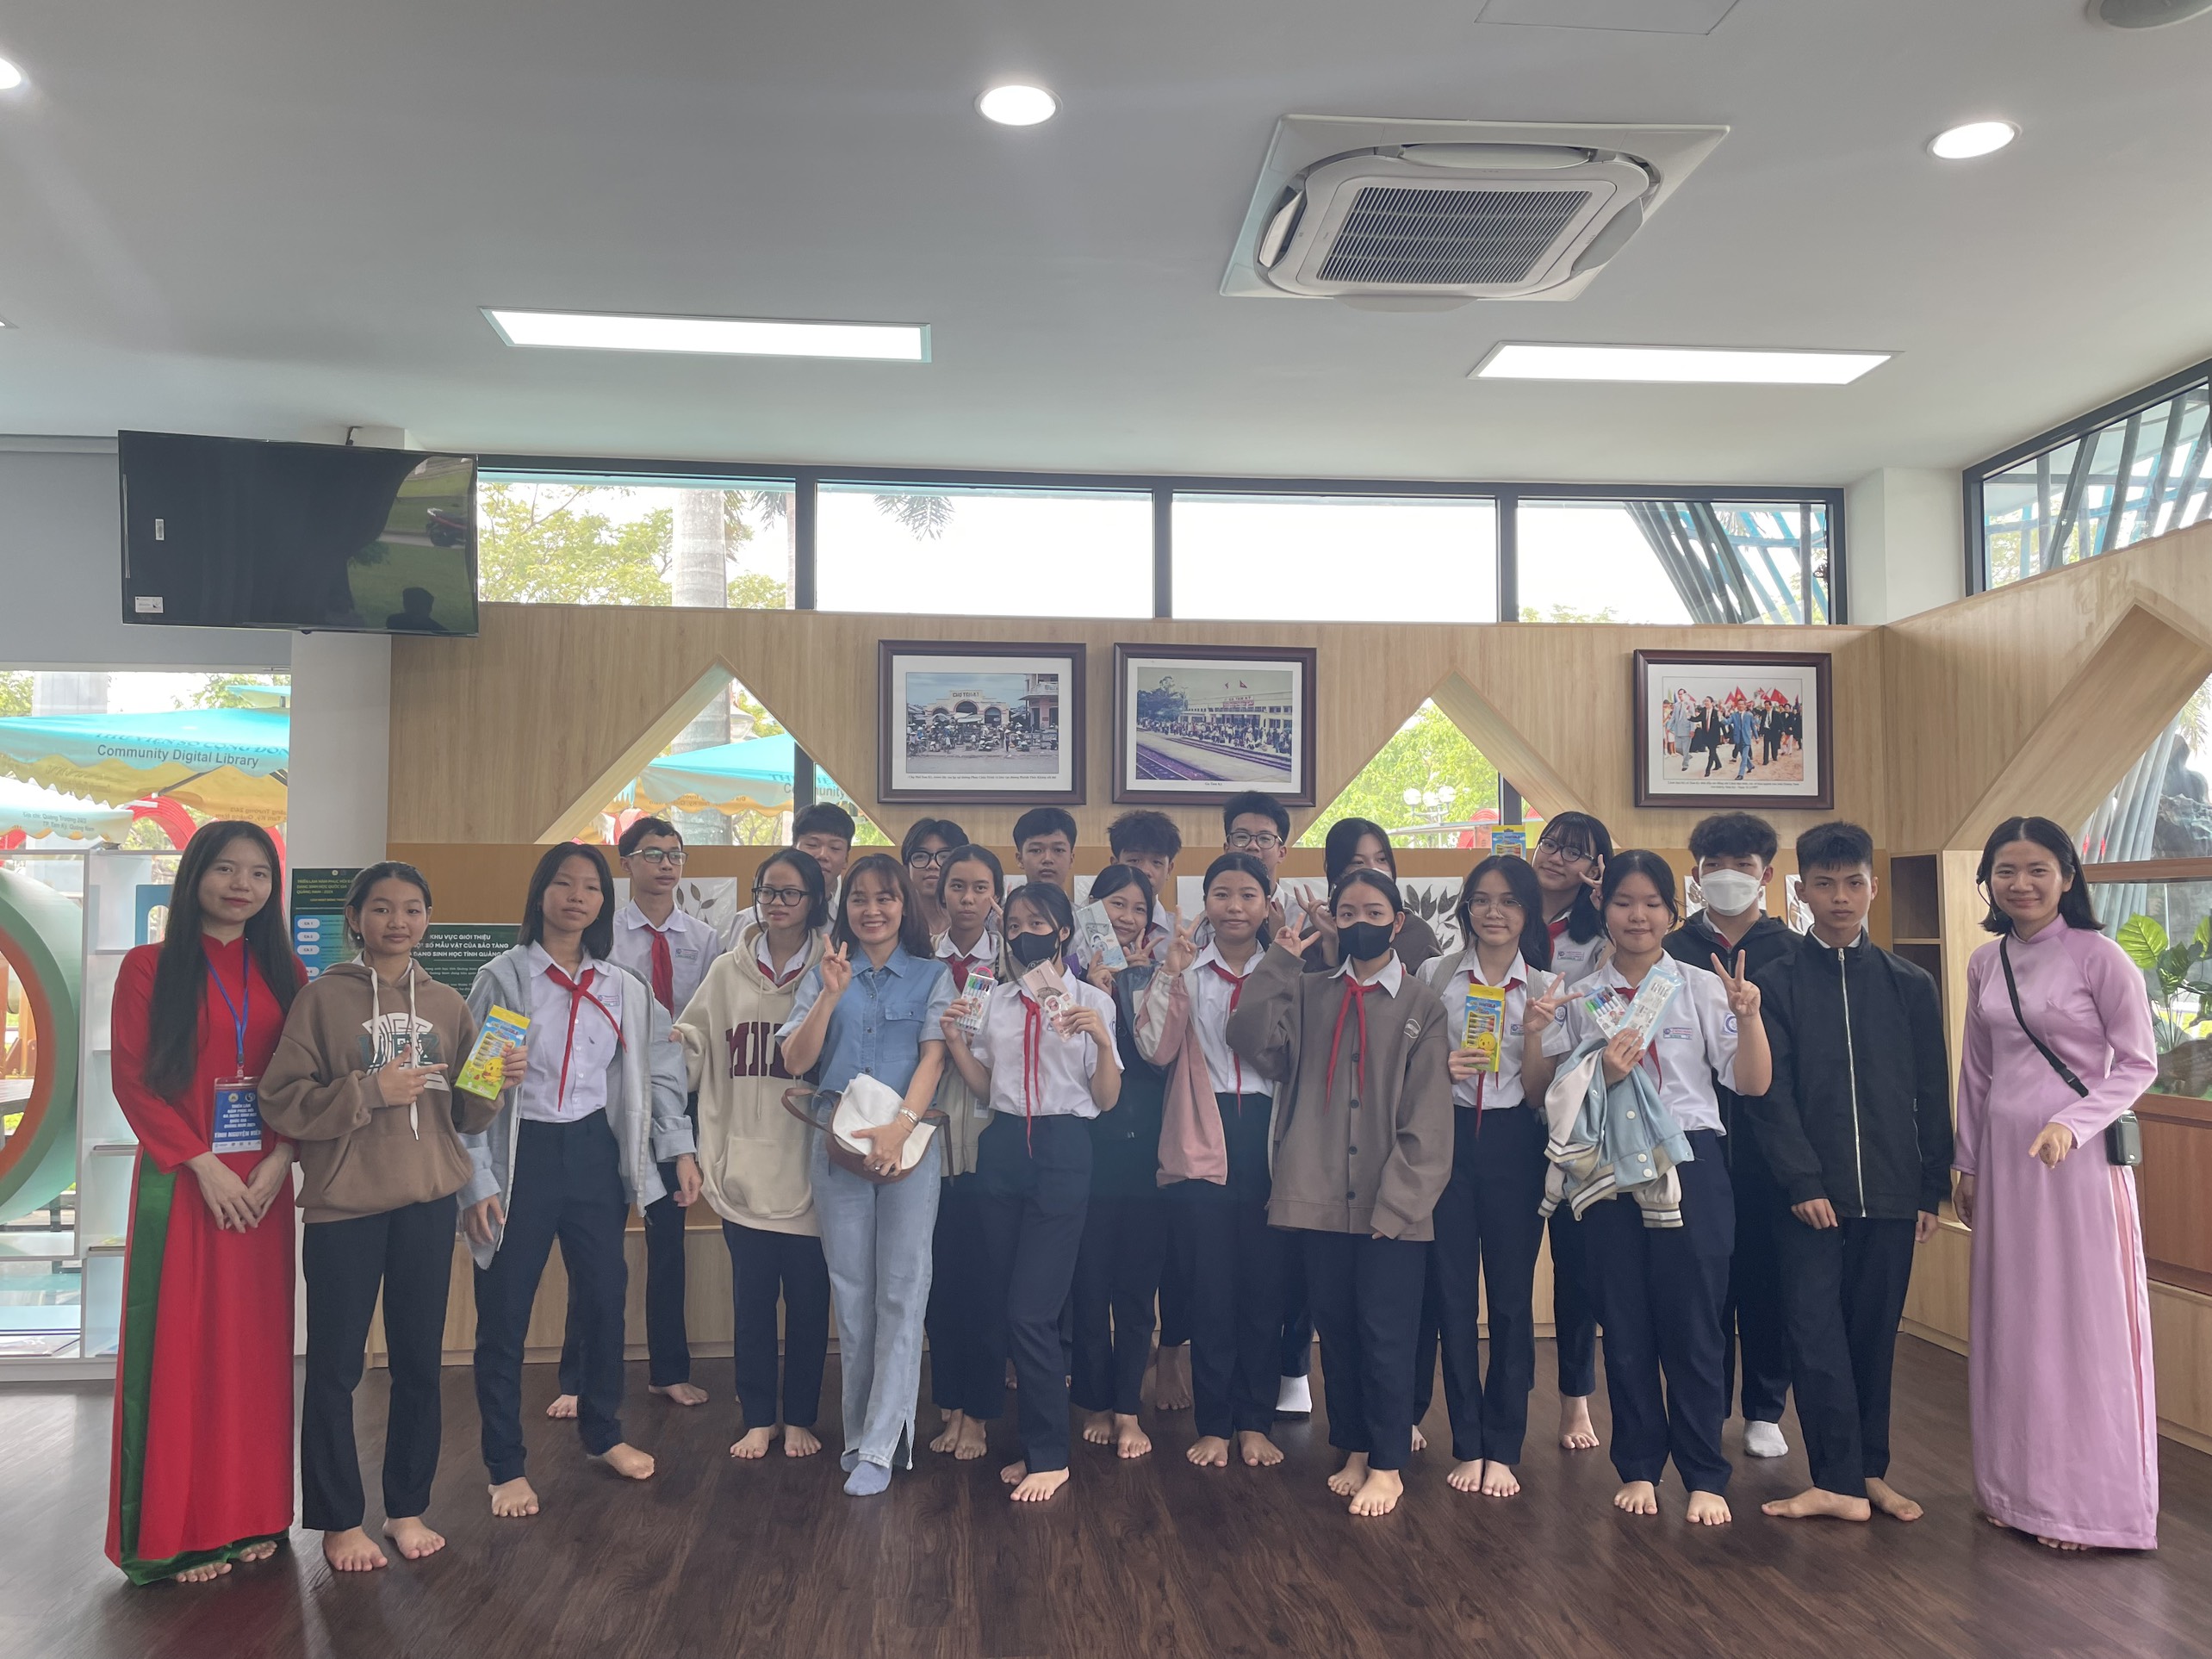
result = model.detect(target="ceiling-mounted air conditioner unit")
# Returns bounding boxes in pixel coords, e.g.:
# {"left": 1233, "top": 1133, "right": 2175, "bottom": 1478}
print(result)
{"left": 1224, "top": 116, "right": 1728, "bottom": 308}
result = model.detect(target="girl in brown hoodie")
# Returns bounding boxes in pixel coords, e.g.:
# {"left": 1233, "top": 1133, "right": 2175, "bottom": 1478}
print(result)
{"left": 261, "top": 862, "right": 499, "bottom": 1575}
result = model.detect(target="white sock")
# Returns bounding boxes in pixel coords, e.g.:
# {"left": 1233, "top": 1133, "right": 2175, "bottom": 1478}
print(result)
{"left": 1743, "top": 1420, "right": 1789, "bottom": 1458}
{"left": 1276, "top": 1374, "right": 1312, "bottom": 1414}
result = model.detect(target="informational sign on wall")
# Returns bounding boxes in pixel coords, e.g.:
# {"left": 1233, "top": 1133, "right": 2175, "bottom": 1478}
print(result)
{"left": 290, "top": 867, "right": 359, "bottom": 979}
{"left": 416, "top": 924, "right": 519, "bottom": 992}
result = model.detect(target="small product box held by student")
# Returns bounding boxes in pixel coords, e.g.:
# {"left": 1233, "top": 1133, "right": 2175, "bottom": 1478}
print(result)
{"left": 1583, "top": 957, "right": 1681, "bottom": 1044}
{"left": 1461, "top": 983, "right": 1507, "bottom": 1072}
{"left": 454, "top": 1005, "right": 530, "bottom": 1097}
{"left": 1073, "top": 900, "right": 1128, "bottom": 975}
{"left": 950, "top": 968, "right": 996, "bottom": 1038}
{"left": 1490, "top": 825, "right": 1528, "bottom": 859}
{"left": 1021, "top": 959, "right": 1078, "bottom": 1034}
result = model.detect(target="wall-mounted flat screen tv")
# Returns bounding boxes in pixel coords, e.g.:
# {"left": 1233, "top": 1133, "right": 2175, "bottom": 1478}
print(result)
{"left": 119, "top": 431, "right": 479, "bottom": 636}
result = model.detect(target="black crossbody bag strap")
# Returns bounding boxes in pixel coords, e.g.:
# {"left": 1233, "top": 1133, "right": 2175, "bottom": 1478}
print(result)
{"left": 1998, "top": 936, "right": 2141, "bottom": 1167}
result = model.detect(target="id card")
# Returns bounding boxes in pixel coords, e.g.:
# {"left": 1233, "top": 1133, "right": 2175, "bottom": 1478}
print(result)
{"left": 210, "top": 1077, "right": 264, "bottom": 1153}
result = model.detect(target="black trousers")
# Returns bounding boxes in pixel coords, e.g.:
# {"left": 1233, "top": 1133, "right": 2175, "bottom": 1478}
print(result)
{"left": 927, "top": 1173, "right": 998, "bottom": 1416}
{"left": 1071, "top": 1191, "right": 1168, "bottom": 1415}
{"left": 1430, "top": 1104, "right": 1549, "bottom": 1464}
{"left": 1583, "top": 1128, "right": 1735, "bottom": 1494}
{"left": 976, "top": 1114, "right": 1090, "bottom": 1473}
{"left": 1302, "top": 1231, "right": 1426, "bottom": 1472}
{"left": 1172, "top": 1182, "right": 1285, "bottom": 1439}
{"left": 561, "top": 1097, "right": 696, "bottom": 1393}
{"left": 474, "top": 1112, "right": 630, "bottom": 1482}
{"left": 300, "top": 1194, "right": 457, "bottom": 1532}
{"left": 724, "top": 1220, "right": 830, "bottom": 1431}
{"left": 1777, "top": 1215, "right": 1917, "bottom": 1497}
{"left": 1156, "top": 1200, "right": 1195, "bottom": 1348}
{"left": 1722, "top": 1110, "right": 1793, "bottom": 1423}
{"left": 1548, "top": 1205, "right": 1600, "bottom": 1397}
{"left": 1280, "top": 1249, "right": 1314, "bottom": 1382}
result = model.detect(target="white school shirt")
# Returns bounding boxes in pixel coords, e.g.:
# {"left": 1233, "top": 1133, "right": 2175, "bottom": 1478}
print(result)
{"left": 1547, "top": 916, "right": 1610, "bottom": 989}
{"left": 754, "top": 930, "right": 812, "bottom": 987}
{"left": 967, "top": 976, "right": 1115, "bottom": 1122}
{"left": 1190, "top": 941, "right": 1275, "bottom": 1101}
{"left": 610, "top": 901, "right": 726, "bottom": 1016}
{"left": 1330, "top": 949, "right": 1405, "bottom": 991}
{"left": 516, "top": 943, "right": 625, "bottom": 1124}
{"left": 934, "top": 927, "right": 1003, "bottom": 987}
{"left": 1419, "top": 948, "right": 1542, "bottom": 1110}
{"left": 1541, "top": 956, "right": 1738, "bottom": 1135}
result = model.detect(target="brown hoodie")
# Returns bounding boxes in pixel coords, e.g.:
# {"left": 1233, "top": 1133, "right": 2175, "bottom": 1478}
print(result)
{"left": 261, "top": 959, "right": 499, "bottom": 1223}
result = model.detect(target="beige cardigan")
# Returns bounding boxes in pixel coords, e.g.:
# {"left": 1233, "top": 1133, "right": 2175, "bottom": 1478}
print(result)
{"left": 674, "top": 923, "right": 826, "bottom": 1236}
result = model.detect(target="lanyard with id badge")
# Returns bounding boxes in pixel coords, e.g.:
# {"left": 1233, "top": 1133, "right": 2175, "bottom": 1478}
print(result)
{"left": 206, "top": 954, "right": 265, "bottom": 1155}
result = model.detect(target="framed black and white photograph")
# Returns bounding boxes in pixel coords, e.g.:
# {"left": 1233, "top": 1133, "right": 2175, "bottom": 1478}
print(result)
{"left": 879, "top": 640, "right": 1085, "bottom": 805}
{"left": 1633, "top": 649, "right": 1833, "bottom": 811}
{"left": 1113, "top": 644, "right": 1317, "bottom": 805}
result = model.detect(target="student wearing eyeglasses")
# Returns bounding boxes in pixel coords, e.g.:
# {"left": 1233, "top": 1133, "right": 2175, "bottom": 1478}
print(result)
{"left": 1220, "top": 792, "right": 1306, "bottom": 935}
{"left": 542, "top": 817, "right": 725, "bottom": 1424}
{"left": 901, "top": 817, "right": 969, "bottom": 939}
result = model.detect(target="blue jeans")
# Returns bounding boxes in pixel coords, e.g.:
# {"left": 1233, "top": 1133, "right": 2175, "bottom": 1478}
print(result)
{"left": 811, "top": 1132, "right": 942, "bottom": 1471}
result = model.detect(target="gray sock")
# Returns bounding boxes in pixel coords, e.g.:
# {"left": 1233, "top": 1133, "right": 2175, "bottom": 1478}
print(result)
{"left": 843, "top": 1460, "right": 892, "bottom": 1496}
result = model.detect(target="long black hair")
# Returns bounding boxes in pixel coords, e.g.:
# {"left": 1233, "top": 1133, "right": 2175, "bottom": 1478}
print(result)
{"left": 940, "top": 843, "right": 1005, "bottom": 902}
{"left": 343, "top": 861, "right": 433, "bottom": 948}
{"left": 1322, "top": 817, "right": 1396, "bottom": 885}
{"left": 1454, "top": 854, "right": 1552, "bottom": 972}
{"left": 1977, "top": 815, "right": 2103, "bottom": 935}
{"left": 1004, "top": 877, "right": 1077, "bottom": 950}
{"left": 1329, "top": 867, "right": 1405, "bottom": 916}
{"left": 1597, "top": 848, "right": 1681, "bottom": 933}
{"left": 1089, "top": 861, "right": 1156, "bottom": 922}
{"left": 142, "top": 820, "right": 300, "bottom": 1096}
{"left": 1538, "top": 811, "right": 1614, "bottom": 944}
{"left": 832, "top": 852, "right": 934, "bottom": 959}
{"left": 520, "top": 842, "right": 615, "bottom": 960}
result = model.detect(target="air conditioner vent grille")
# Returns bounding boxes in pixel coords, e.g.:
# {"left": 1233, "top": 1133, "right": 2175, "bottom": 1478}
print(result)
{"left": 1314, "top": 186, "right": 1594, "bottom": 287}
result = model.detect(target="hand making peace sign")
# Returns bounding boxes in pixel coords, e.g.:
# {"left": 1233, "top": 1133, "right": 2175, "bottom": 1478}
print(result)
{"left": 1271, "top": 916, "right": 1314, "bottom": 959}
{"left": 1710, "top": 949, "right": 1761, "bottom": 1021}
{"left": 819, "top": 940, "right": 853, "bottom": 998}
{"left": 1162, "top": 912, "right": 1200, "bottom": 975}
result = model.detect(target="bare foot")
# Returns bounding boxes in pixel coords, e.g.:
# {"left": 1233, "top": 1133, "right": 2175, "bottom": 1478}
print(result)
{"left": 952, "top": 1417, "right": 988, "bottom": 1461}
{"left": 599, "top": 1442, "right": 656, "bottom": 1481}
{"left": 1410, "top": 1423, "right": 1428, "bottom": 1453}
{"left": 1153, "top": 1345, "right": 1193, "bottom": 1411}
{"left": 1004, "top": 1361, "right": 1019, "bottom": 1389}
{"left": 1559, "top": 1396, "right": 1600, "bottom": 1451}
{"left": 1081, "top": 1410, "right": 1116, "bottom": 1447}
{"left": 1328, "top": 1453, "right": 1370, "bottom": 1497}
{"left": 1002, "top": 1462, "right": 1071, "bottom": 1503}
{"left": 1187, "top": 1434, "right": 1231, "bottom": 1469}
{"left": 1116, "top": 1415, "right": 1153, "bottom": 1459}
{"left": 785, "top": 1425, "right": 823, "bottom": 1458}
{"left": 1686, "top": 1490, "right": 1733, "bottom": 1526}
{"left": 1762, "top": 1486, "right": 1871, "bottom": 1522}
{"left": 1866, "top": 1477, "right": 1923, "bottom": 1522}
{"left": 237, "top": 1540, "right": 278, "bottom": 1564}
{"left": 930, "top": 1411, "right": 967, "bottom": 1455}
{"left": 173, "top": 1560, "right": 232, "bottom": 1583}
{"left": 488, "top": 1477, "right": 540, "bottom": 1518}
{"left": 382, "top": 1516, "right": 445, "bottom": 1561}
{"left": 651, "top": 1382, "right": 710, "bottom": 1407}
{"left": 546, "top": 1393, "right": 579, "bottom": 1420}
{"left": 730, "top": 1426, "right": 776, "bottom": 1460}
{"left": 1480, "top": 1461, "right": 1521, "bottom": 1498}
{"left": 1447, "top": 1458, "right": 1484, "bottom": 1493}
{"left": 2037, "top": 1535, "right": 2094, "bottom": 1552}
{"left": 1613, "top": 1480, "right": 1659, "bottom": 1516}
{"left": 1349, "top": 1467, "right": 1404, "bottom": 1517}
{"left": 1236, "top": 1431, "right": 1283, "bottom": 1467}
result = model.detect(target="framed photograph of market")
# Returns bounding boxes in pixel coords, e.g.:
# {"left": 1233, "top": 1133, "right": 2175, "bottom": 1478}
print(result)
{"left": 878, "top": 640, "right": 1085, "bottom": 805}
{"left": 1632, "top": 648, "right": 1833, "bottom": 811}
{"left": 1113, "top": 643, "right": 1317, "bottom": 805}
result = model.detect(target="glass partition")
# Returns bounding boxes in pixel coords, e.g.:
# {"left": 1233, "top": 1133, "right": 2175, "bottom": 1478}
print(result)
{"left": 1171, "top": 494, "right": 1497, "bottom": 623}
{"left": 817, "top": 484, "right": 1151, "bottom": 617}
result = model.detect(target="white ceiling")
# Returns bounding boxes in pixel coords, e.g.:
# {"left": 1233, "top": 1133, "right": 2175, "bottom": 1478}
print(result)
{"left": 0, "top": 0, "right": 2203, "bottom": 485}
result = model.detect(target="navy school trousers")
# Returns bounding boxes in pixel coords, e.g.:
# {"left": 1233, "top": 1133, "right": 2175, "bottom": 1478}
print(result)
{"left": 975, "top": 1113, "right": 1091, "bottom": 1474}
{"left": 1302, "top": 1229, "right": 1427, "bottom": 1471}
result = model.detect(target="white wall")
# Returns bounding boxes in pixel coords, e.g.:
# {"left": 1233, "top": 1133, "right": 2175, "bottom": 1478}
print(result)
{"left": 1845, "top": 467, "right": 1967, "bottom": 624}
{"left": 0, "top": 441, "right": 291, "bottom": 670}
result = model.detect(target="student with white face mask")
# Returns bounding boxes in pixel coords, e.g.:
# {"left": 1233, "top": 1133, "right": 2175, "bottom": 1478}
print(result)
{"left": 1663, "top": 812, "right": 1798, "bottom": 1464}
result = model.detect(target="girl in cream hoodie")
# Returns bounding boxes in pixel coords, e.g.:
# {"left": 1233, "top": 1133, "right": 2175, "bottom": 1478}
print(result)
{"left": 674, "top": 848, "right": 830, "bottom": 1461}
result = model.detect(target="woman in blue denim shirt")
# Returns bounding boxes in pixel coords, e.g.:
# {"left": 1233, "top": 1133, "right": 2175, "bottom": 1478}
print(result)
{"left": 778, "top": 854, "right": 954, "bottom": 1496}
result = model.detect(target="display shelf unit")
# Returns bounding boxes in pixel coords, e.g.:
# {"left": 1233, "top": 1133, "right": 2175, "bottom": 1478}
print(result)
{"left": 1887, "top": 852, "right": 1943, "bottom": 990}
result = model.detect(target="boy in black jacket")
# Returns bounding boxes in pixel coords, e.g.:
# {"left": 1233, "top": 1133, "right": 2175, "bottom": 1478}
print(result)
{"left": 1749, "top": 821, "right": 1951, "bottom": 1524}
{"left": 1662, "top": 811, "right": 1797, "bottom": 1461}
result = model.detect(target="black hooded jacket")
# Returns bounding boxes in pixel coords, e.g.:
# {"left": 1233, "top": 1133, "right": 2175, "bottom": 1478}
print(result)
{"left": 1749, "top": 929, "right": 1953, "bottom": 1219}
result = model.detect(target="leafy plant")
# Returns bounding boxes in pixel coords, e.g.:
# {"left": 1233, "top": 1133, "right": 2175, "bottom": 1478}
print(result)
{"left": 2116, "top": 912, "right": 2212, "bottom": 1049}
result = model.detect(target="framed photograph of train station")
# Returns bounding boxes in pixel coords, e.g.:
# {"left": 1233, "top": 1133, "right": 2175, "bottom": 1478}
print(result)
{"left": 1113, "top": 643, "right": 1317, "bottom": 805}
{"left": 878, "top": 639, "right": 1086, "bottom": 805}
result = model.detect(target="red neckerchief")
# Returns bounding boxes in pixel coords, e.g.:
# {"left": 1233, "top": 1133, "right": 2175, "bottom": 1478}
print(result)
{"left": 1017, "top": 989, "right": 1047, "bottom": 1152}
{"left": 545, "top": 961, "right": 624, "bottom": 1111}
{"left": 1204, "top": 960, "right": 1253, "bottom": 1103}
{"left": 1325, "top": 975, "right": 1382, "bottom": 1109}
{"left": 1547, "top": 915, "right": 1572, "bottom": 943}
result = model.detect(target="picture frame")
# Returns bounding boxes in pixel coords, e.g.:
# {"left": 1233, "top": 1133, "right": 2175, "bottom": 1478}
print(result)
{"left": 878, "top": 640, "right": 1085, "bottom": 805}
{"left": 1112, "top": 643, "right": 1318, "bottom": 806}
{"left": 1632, "top": 649, "right": 1833, "bottom": 811}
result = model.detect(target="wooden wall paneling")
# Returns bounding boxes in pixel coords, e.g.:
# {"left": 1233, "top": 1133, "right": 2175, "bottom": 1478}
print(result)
{"left": 2137, "top": 1101, "right": 2212, "bottom": 1295}
{"left": 2153, "top": 1282, "right": 2212, "bottom": 1454}
{"left": 1900, "top": 1217, "right": 1971, "bottom": 1352}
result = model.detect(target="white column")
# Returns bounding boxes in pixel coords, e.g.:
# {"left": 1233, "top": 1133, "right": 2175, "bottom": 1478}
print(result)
{"left": 285, "top": 632, "right": 392, "bottom": 867}
{"left": 1844, "top": 468, "right": 1967, "bottom": 622}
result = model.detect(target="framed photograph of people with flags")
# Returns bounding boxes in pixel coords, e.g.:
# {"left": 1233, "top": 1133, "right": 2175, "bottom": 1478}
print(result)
{"left": 1112, "top": 643, "right": 1317, "bottom": 805}
{"left": 1633, "top": 648, "right": 1832, "bottom": 810}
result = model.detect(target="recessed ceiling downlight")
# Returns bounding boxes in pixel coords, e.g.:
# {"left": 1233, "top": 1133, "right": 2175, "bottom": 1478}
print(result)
{"left": 978, "top": 84, "right": 1057, "bottom": 126}
{"left": 1929, "top": 120, "right": 2017, "bottom": 160}
{"left": 2093, "top": 0, "right": 2212, "bottom": 27}
{"left": 0, "top": 58, "right": 25, "bottom": 91}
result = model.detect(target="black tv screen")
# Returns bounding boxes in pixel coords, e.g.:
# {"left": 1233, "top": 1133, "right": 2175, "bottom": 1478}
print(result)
{"left": 119, "top": 431, "right": 479, "bottom": 636}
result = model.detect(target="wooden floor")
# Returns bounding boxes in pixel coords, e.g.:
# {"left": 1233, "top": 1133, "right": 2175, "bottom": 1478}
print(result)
{"left": 8, "top": 1339, "right": 2210, "bottom": 1659}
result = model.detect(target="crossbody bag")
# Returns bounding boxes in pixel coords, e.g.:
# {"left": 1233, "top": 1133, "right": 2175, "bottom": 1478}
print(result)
{"left": 1998, "top": 937, "right": 2142, "bottom": 1168}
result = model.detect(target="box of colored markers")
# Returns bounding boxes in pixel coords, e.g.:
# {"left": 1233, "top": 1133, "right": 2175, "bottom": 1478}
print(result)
{"left": 1461, "top": 984, "right": 1507, "bottom": 1072}
{"left": 1490, "top": 825, "right": 1527, "bottom": 858}
{"left": 950, "top": 968, "right": 995, "bottom": 1038}
{"left": 455, "top": 1006, "right": 531, "bottom": 1097}
{"left": 1583, "top": 958, "right": 1681, "bottom": 1044}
